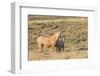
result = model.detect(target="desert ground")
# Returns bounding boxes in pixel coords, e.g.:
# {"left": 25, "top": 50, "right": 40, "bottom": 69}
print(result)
{"left": 28, "top": 15, "right": 88, "bottom": 61}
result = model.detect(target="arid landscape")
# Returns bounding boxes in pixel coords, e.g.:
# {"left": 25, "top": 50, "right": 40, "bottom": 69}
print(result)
{"left": 28, "top": 15, "right": 88, "bottom": 61}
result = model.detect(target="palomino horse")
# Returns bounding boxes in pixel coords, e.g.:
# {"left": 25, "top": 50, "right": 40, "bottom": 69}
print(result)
{"left": 37, "top": 31, "right": 61, "bottom": 52}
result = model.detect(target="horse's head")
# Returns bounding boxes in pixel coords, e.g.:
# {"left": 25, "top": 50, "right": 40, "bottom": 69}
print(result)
{"left": 55, "top": 31, "right": 61, "bottom": 39}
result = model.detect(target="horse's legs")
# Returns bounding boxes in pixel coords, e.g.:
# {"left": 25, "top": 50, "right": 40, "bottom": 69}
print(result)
{"left": 49, "top": 45, "right": 54, "bottom": 54}
{"left": 63, "top": 47, "right": 64, "bottom": 52}
{"left": 52, "top": 45, "right": 55, "bottom": 52}
{"left": 56, "top": 47, "right": 58, "bottom": 52}
{"left": 58, "top": 47, "right": 60, "bottom": 52}
{"left": 53, "top": 47, "right": 55, "bottom": 52}
{"left": 43, "top": 45, "right": 47, "bottom": 53}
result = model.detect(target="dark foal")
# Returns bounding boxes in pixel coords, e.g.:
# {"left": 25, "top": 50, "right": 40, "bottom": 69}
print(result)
{"left": 55, "top": 37, "right": 64, "bottom": 52}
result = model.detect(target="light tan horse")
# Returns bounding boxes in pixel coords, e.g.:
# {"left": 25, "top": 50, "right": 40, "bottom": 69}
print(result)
{"left": 37, "top": 31, "right": 61, "bottom": 52}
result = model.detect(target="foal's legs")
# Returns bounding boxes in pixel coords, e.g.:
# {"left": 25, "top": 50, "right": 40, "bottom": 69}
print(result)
{"left": 56, "top": 47, "right": 58, "bottom": 52}
{"left": 63, "top": 47, "right": 64, "bottom": 52}
{"left": 58, "top": 47, "right": 61, "bottom": 52}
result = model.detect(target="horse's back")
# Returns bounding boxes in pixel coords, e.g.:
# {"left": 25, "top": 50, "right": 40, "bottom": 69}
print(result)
{"left": 37, "top": 36, "right": 50, "bottom": 45}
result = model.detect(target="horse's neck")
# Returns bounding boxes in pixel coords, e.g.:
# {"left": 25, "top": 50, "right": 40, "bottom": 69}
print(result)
{"left": 50, "top": 34, "right": 58, "bottom": 40}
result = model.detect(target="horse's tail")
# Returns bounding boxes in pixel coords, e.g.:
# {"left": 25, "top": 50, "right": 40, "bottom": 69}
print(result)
{"left": 37, "top": 36, "right": 41, "bottom": 45}
{"left": 37, "top": 36, "right": 43, "bottom": 50}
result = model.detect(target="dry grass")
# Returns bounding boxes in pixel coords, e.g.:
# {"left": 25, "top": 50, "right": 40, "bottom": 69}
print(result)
{"left": 28, "top": 50, "right": 88, "bottom": 60}
{"left": 28, "top": 15, "right": 88, "bottom": 60}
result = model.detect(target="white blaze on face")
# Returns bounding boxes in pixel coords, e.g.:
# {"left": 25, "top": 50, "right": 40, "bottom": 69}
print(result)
{"left": 56, "top": 31, "right": 61, "bottom": 40}
{"left": 58, "top": 31, "right": 61, "bottom": 37}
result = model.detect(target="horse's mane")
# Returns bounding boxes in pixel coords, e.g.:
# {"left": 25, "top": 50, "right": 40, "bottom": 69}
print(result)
{"left": 49, "top": 32, "right": 60, "bottom": 40}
